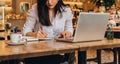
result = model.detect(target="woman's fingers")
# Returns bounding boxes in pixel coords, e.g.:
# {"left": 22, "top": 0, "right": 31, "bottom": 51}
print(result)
{"left": 41, "top": 30, "right": 47, "bottom": 36}
{"left": 62, "top": 31, "right": 72, "bottom": 38}
{"left": 36, "top": 30, "right": 72, "bottom": 38}
{"left": 65, "top": 33, "right": 71, "bottom": 38}
{"left": 37, "top": 30, "right": 47, "bottom": 38}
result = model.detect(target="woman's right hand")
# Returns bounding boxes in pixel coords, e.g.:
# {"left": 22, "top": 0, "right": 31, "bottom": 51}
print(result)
{"left": 56, "top": 31, "right": 72, "bottom": 39}
{"left": 37, "top": 30, "right": 47, "bottom": 38}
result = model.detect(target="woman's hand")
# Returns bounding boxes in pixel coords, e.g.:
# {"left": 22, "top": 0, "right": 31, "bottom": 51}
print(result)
{"left": 37, "top": 30, "right": 47, "bottom": 38}
{"left": 57, "top": 31, "right": 72, "bottom": 38}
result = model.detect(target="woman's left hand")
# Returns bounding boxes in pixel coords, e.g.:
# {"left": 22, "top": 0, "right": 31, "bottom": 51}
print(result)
{"left": 57, "top": 31, "right": 72, "bottom": 38}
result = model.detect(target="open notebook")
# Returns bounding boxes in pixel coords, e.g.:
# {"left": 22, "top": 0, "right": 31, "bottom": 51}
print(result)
{"left": 22, "top": 36, "right": 52, "bottom": 42}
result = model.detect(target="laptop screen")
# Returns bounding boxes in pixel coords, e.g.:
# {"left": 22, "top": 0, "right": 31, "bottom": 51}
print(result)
{"left": 73, "top": 12, "right": 109, "bottom": 42}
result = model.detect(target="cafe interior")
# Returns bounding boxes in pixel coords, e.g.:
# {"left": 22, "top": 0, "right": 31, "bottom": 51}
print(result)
{"left": 0, "top": 0, "right": 120, "bottom": 64}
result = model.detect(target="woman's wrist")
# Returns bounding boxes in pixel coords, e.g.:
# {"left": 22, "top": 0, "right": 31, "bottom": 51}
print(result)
{"left": 26, "top": 32, "right": 37, "bottom": 37}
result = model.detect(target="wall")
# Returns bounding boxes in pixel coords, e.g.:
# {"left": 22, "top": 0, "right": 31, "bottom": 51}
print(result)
{"left": 116, "top": 0, "right": 120, "bottom": 7}
{"left": 13, "top": 0, "right": 37, "bottom": 14}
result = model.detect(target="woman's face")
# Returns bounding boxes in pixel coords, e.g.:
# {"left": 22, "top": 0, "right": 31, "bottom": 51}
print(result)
{"left": 46, "top": 0, "right": 58, "bottom": 9}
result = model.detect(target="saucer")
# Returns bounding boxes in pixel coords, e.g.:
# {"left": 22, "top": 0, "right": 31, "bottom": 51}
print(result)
{"left": 7, "top": 41, "right": 26, "bottom": 46}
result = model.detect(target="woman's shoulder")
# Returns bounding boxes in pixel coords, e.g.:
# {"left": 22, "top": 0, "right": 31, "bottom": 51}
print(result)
{"left": 60, "top": 6, "right": 73, "bottom": 18}
{"left": 27, "top": 3, "right": 38, "bottom": 18}
{"left": 31, "top": 3, "right": 37, "bottom": 9}
{"left": 27, "top": 3, "right": 37, "bottom": 13}
{"left": 62, "top": 6, "right": 72, "bottom": 12}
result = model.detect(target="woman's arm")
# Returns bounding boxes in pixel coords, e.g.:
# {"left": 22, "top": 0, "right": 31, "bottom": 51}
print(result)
{"left": 65, "top": 7, "right": 73, "bottom": 33}
{"left": 22, "top": 4, "right": 38, "bottom": 37}
{"left": 57, "top": 7, "right": 73, "bottom": 38}
{"left": 64, "top": 7, "right": 73, "bottom": 36}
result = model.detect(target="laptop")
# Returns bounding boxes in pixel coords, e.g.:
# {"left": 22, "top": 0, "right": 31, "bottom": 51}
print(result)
{"left": 56, "top": 12, "right": 109, "bottom": 42}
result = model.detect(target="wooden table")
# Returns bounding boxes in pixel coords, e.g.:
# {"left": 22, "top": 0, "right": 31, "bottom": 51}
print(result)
{"left": 0, "top": 39, "right": 120, "bottom": 64}
{"left": 75, "top": 39, "right": 120, "bottom": 64}
{"left": 55, "top": 39, "right": 120, "bottom": 64}
{"left": 0, "top": 40, "right": 78, "bottom": 61}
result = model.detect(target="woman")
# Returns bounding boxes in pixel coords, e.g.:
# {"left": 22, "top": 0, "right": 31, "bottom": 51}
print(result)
{"left": 23, "top": 0, "right": 73, "bottom": 38}
{"left": 23, "top": 0, "right": 73, "bottom": 64}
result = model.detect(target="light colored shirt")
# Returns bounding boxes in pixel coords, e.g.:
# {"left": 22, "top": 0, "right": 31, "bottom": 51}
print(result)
{"left": 23, "top": 4, "right": 73, "bottom": 38}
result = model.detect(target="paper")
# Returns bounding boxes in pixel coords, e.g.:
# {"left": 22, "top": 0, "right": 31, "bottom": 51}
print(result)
{"left": 22, "top": 36, "right": 52, "bottom": 42}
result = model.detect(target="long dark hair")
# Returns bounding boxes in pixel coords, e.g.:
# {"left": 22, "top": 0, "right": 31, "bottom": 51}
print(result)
{"left": 37, "top": 0, "right": 66, "bottom": 26}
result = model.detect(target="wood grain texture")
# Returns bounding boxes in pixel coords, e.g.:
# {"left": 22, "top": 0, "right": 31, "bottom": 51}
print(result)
{"left": 0, "top": 40, "right": 78, "bottom": 61}
{"left": 0, "top": 39, "right": 120, "bottom": 63}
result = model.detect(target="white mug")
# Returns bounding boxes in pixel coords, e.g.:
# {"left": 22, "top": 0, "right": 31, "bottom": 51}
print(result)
{"left": 10, "top": 33, "right": 22, "bottom": 43}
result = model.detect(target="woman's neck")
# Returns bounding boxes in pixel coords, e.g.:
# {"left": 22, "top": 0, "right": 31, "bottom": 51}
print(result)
{"left": 49, "top": 9, "right": 55, "bottom": 22}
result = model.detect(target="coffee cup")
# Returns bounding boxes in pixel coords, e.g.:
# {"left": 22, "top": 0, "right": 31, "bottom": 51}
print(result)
{"left": 10, "top": 33, "right": 22, "bottom": 43}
